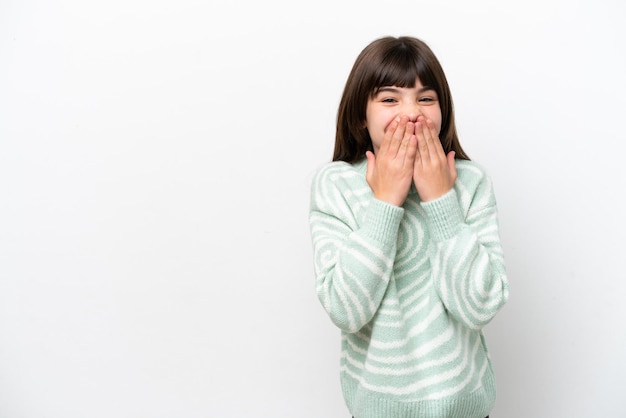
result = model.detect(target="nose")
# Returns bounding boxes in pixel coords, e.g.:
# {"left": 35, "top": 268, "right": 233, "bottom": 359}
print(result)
{"left": 403, "top": 102, "right": 422, "bottom": 122}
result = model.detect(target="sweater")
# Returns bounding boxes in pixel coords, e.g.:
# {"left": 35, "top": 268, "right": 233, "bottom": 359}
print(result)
{"left": 309, "top": 158, "right": 509, "bottom": 418}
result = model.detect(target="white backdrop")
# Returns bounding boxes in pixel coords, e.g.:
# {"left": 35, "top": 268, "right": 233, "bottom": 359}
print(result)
{"left": 1, "top": 1, "right": 625, "bottom": 417}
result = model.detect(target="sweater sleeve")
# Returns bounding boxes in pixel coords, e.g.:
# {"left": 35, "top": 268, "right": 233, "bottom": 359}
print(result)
{"left": 309, "top": 165, "right": 404, "bottom": 333}
{"left": 421, "top": 173, "right": 509, "bottom": 330}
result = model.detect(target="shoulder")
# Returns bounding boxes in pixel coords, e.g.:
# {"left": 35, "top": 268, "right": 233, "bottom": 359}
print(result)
{"left": 454, "top": 159, "right": 497, "bottom": 210}
{"left": 454, "top": 159, "right": 494, "bottom": 189}
{"left": 310, "top": 159, "right": 367, "bottom": 192}
{"left": 309, "top": 159, "right": 370, "bottom": 212}
{"left": 312, "top": 159, "right": 366, "bottom": 181}
{"left": 455, "top": 159, "right": 490, "bottom": 182}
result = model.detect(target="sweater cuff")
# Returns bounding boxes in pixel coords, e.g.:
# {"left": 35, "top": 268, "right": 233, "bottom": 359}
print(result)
{"left": 421, "top": 188, "right": 465, "bottom": 242}
{"left": 362, "top": 198, "right": 404, "bottom": 247}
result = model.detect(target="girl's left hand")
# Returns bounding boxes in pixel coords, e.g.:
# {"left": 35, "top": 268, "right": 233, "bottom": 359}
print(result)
{"left": 413, "top": 116, "right": 457, "bottom": 202}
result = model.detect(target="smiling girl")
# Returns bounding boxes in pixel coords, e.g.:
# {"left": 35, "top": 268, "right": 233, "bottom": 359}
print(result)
{"left": 309, "top": 36, "right": 509, "bottom": 418}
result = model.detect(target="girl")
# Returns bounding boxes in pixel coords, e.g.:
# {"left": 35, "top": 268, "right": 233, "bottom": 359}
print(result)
{"left": 309, "top": 36, "right": 509, "bottom": 418}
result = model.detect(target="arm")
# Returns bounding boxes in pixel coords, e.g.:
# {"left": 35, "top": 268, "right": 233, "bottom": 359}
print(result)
{"left": 309, "top": 166, "right": 404, "bottom": 333}
{"left": 422, "top": 176, "right": 509, "bottom": 330}
{"left": 411, "top": 117, "right": 508, "bottom": 329}
{"left": 310, "top": 116, "right": 417, "bottom": 333}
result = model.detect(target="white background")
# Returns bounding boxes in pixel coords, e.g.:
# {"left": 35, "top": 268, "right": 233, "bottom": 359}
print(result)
{"left": 1, "top": 0, "right": 625, "bottom": 417}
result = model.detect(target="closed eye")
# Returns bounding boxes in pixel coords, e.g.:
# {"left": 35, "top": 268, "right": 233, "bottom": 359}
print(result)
{"left": 419, "top": 97, "right": 437, "bottom": 104}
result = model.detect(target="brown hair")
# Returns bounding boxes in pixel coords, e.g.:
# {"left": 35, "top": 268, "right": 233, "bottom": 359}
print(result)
{"left": 333, "top": 36, "right": 469, "bottom": 163}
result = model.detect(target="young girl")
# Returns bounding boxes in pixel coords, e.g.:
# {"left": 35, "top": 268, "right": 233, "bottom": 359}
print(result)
{"left": 309, "top": 36, "right": 509, "bottom": 418}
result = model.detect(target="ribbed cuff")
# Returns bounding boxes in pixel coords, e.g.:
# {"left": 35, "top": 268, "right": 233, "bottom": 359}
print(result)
{"left": 421, "top": 188, "right": 465, "bottom": 242}
{"left": 362, "top": 198, "right": 404, "bottom": 247}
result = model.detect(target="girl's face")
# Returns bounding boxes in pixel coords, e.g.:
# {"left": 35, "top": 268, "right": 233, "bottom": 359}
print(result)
{"left": 365, "top": 78, "right": 442, "bottom": 154}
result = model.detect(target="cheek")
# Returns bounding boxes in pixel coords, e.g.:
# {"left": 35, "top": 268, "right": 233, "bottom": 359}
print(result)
{"left": 366, "top": 111, "right": 394, "bottom": 135}
{"left": 432, "top": 110, "right": 443, "bottom": 135}
{"left": 380, "top": 113, "right": 400, "bottom": 134}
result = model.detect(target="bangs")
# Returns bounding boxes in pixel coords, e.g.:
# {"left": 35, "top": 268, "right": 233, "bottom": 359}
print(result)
{"left": 370, "top": 49, "right": 437, "bottom": 94}
{"left": 334, "top": 36, "right": 466, "bottom": 163}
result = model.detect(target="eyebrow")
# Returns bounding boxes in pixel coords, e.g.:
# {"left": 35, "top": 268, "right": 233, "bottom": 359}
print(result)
{"left": 376, "top": 86, "right": 435, "bottom": 94}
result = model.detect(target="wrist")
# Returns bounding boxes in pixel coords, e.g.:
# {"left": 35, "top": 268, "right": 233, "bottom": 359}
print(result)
{"left": 374, "top": 191, "right": 406, "bottom": 207}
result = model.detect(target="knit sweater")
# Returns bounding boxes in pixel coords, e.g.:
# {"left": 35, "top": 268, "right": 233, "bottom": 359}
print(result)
{"left": 309, "top": 158, "right": 509, "bottom": 418}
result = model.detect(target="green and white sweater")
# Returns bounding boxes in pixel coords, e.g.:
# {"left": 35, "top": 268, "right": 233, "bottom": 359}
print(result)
{"left": 309, "top": 158, "right": 509, "bottom": 418}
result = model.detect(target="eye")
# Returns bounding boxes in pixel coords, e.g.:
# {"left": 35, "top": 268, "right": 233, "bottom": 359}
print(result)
{"left": 381, "top": 97, "right": 397, "bottom": 103}
{"left": 419, "top": 96, "right": 437, "bottom": 104}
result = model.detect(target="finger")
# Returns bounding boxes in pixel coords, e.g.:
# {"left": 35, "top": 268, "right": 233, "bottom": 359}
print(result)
{"left": 365, "top": 150, "right": 376, "bottom": 172}
{"left": 378, "top": 118, "right": 398, "bottom": 156}
{"left": 398, "top": 121, "right": 414, "bottom": 154}
{"left": 425, "top": 118, "right": 445, "bottom": 157}
{"left": 415, "top": 120, "right": 430, "bottom": 163}
{"left": 404, "top": 134, "right": 418, "bottom": 169}
{"left": 421, "top": 118, "right": 445, "bottom": 165}
{"left": 399, "top": 121, "right": 417, "bottom": 167}
{"left": 388, "top": 116, "right": 409, "bottom": 156}
{"left": 365, "top": 150, "right": 376, "bottom": 183}
{"left": 447, "top": 151, "right": 457, "bottom": 181}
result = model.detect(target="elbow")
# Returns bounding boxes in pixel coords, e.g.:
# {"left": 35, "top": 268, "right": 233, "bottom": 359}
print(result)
{"left": 316, "top": 275, "right": 377, "bottom": 334}
{"left": 466, "top": 313, "right": 498, "bottom": 331}
{"left": 466, "top": 269, "right": 510, "bottom": 329}
{"left": 464, "top": 287, "right": 509, "bottom": 330}
{"left": 319, "top": 293, "right": 373, "bottom": 334}
{"left": 327, "top": 310, "right": 368, "bottom": 334}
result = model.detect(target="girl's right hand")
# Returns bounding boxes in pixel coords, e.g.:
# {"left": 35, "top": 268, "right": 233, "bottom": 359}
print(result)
{"left": 365, "top": 116, "right": 418, "bottom": 207}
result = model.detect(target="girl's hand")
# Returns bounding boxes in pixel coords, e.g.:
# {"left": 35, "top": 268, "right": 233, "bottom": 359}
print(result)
{"left": 413, "top": 116, "right": 457, "bottom": 202}
{"left": 365, "top": 116, "right": 418, "bottom": 207}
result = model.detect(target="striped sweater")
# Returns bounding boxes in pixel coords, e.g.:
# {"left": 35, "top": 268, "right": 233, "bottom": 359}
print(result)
{"left": 309, "top": 158, "right": 509, "bottom": 418}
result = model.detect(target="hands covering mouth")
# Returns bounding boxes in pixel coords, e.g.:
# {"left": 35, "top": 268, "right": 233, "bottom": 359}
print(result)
{"left": 365, "top": 114, "right": 457, "bottom": 207}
